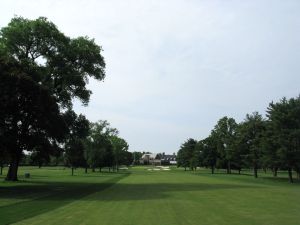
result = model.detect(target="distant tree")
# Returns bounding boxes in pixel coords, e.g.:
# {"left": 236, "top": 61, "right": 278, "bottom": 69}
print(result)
{"left": 122, "top": 151, "right": 134, "bottom": 166}
{"left": 132, "top": 151, "right": 143, "bottom": 165}
{"left": 231, "top": 125, "right": 248, "bottom": 174}
{"left": 177, "top": 138, "right": 198, "bottom": 171}
{"left": 110, "top": 136, "right": 129, "bottom": 171}
{"left": 85, "top": 142, "right": 103, "bottom": 172}
{"left": 65, "top": 139, "right": 86, "bottom": 175}
{"left": 260, "top": 121, "right": 281, "bottom": 177}
{"left": 30, "top": 147, "right": 50, "bottom": 168}
{"left": 85, "top": 121, "right": 117, "bottom": 172}
{"left": 266, "top": 97, "right": 300, "bottom": 182}
{"left": 238, "top": 112, "right": 266, "bottom": 178}
{"left": 86, "top": 135, "right": 114, "bottom": 172}
{"left": 177, "top": 146, "right": 189, "bottom": 171}
{"left": 49, "top": 151, "right": 64, "bottom": 166}
{"left": 64, "top": 111, "right": 90, "bottom": 176}
{"left": 200, "top": 133, "right": 218, "bottom": 174}
{"left": 103, "top": 142, "right": 114, "bottom": 172}
{"left": 213, "top": 117, "right": 237, "bottom": 174}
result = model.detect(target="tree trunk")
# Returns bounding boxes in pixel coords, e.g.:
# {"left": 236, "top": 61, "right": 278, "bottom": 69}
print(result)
{"left": 71, "top": 167, "right": 74, "bottom": 176}
{"left": 85, "top": 167, "right": 87, "bottom": 174}
{"left": 254, "top": 166, "right": 258, "bottom": 178}
{"left": 109, "top": 167, "right": 111, "bottom": 172}
{"left": 211, "top": 165, "right": 215, "bottom": 174}
{"left": 238, "top": 169, "right": 241, "bottom": 175}
{"left": 6, "top": 159, "right": 19, "bottom": 181}
{"left": 273, "top": 168, "right": 278, "bottom": 177}
{"left": 184, "top": 167, "right": 186, "bottom": 171}
{"left": 288, "top": 168, "right": 293, "bottom": 183}
{"left": 263, "top": 168, "right": 266, "bottom": 174}
{"left": 92, "top": 167, "right": 95, "bottom": 172}
{"left": 0, "top": 165, "right": 3, "bottom": 175}
{"left": 227, "top": 161, "right": 231, "bottom": 174}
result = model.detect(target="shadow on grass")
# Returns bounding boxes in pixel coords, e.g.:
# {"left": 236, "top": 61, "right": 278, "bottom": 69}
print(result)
{"left": 84, "top": 182, "right": 263, "bottom": 202}
{"left": 0, "top": 172, "right": 269, "bottom": 225}
{"left": 191, "top": 170, "right": 300, "bottom": 185}
{"left": 0, "top": 173, "right": 129, "bottom": 225}
{"left": 261, "top": 176, "right": 300, "bottom": 184}
{"left": 1, "top": 181, "right": 261, "bottom": 201}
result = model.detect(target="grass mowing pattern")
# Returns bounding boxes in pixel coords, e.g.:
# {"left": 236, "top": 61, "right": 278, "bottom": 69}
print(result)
{"left": 0, "top": 167, "right": 299, "bottom": 225}
{"left": 0, "top": 167, "right": 128, "bottom": 224}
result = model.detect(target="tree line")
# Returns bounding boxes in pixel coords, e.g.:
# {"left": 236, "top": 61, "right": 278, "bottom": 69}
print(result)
{"left": 177, "top": 96, "right": 300, "bottom": 183}
{"left": 0, "top": 16, "right": 131, "bottom": 180}
{"left": 17, "top": 118, "right": 132, "bottom": 175}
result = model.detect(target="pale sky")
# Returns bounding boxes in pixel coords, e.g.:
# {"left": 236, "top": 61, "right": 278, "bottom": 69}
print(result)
{"left": 1, "top": 0, "right": 300, "bottom": 154}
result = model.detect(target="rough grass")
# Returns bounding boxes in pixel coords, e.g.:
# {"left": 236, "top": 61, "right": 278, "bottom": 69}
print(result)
{"left": 0, "top": 166, "right": 299, "bottom": 225}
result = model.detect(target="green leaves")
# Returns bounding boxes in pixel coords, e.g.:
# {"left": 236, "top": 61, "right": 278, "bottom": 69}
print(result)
{"left": 177, "top": 138, "right": 198, "bottom": 170}
{"left": 84, "top": 121, "right": 130, "bottom": 170}
{"left": 0, "top": 56, "right": 67, "bottom": 154}
{"left": 178, "top": 96, "right": 300, "bottom": 181}
{"left": 0, "top": 16, "right": 106, "bottom": 108}
{"left": 266, "top": 96, "right": 300, "bottom": 182}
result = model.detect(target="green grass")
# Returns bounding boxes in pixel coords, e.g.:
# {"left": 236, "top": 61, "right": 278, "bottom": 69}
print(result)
{"left": 0, "top": 166, "right": 299, "bottom": 225}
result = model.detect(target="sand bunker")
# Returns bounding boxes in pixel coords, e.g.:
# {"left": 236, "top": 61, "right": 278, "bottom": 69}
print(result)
{"left": 147, "top": 166, "right": 170, "bottom": 171}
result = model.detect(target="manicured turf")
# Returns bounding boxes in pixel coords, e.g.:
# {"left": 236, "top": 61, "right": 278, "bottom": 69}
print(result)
{"left": 0, "top": 166, "right": 299, "bottom": 225}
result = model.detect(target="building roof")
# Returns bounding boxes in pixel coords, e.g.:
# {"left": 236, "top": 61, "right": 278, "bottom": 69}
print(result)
{"left": 161, "top": 155, "right": 176, "bottom": 160}
{"left": 141, "top": 153, "right": 157, "bottom": 159}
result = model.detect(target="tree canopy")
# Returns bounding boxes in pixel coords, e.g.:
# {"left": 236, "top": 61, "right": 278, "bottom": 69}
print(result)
{"left": 0, "top": 16, "right": 105, "bottom": 108}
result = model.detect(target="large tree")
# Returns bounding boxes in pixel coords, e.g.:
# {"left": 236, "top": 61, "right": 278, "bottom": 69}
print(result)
{"left": 0, "top": 57, "right": 67, "bottom": 180}
{"left": 266, "top": 97, "right": 300, "bottom": 182}
{"left": 0, "top": 17, "right": 106, "bottom": 180}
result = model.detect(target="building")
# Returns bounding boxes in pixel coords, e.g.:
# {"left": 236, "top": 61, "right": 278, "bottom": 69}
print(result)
{"left": 139, "top": 152, "right": 177, "bottom": 165}
{"left": 139, "top": 153, "right": 161, "bottom": 165}
{"left": 161, "top": 153, "right": 177, "bottom": 165}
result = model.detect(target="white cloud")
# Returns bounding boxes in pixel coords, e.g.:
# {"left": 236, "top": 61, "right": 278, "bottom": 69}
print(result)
{"left": 2, "top": 0, "right": 300, "bottom": 153}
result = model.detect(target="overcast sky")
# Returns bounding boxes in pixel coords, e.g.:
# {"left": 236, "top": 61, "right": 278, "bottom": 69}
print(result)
{"left": 1, "top": 0, "right": 300, "bottom": 154}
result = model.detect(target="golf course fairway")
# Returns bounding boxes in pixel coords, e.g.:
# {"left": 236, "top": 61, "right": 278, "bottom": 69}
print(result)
{"left": 0, "top": 167, "right": 299, "bottom": 225}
